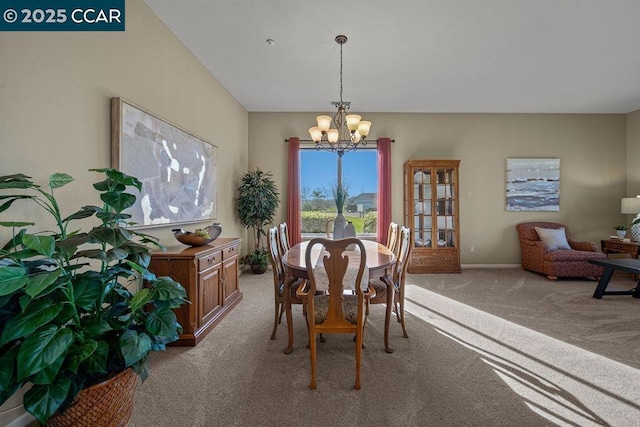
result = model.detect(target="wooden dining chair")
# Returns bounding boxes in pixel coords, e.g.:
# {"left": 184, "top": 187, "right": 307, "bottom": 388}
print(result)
{"left": 367, "top": 225, "right": 412, "bottom": 338}
{"left": 278, "top": 222, "right": 291, "bottom": 257}
{"left": 297, "top": 237, "right": 373, "bottom": 390}
{"left": 267, "top": 226, "right": 304, "bottom": 340}
{"left": 325, "top": 218, "right": 334, "bottom": 238}
{"left": 387, "top": 222, "right": 400, "bottom": 255}
{"left": 392, "top": 226, "right": 412, "bottom": 338}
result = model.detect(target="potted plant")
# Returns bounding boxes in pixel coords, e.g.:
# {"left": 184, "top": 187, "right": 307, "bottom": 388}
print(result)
{"left": 0, "top": 169, "right": 187, "bottom": 425}
{"left": 614, "top": 224, "right": 627, "bottom": 238}
{"left": 236, "top": 169, "right": 279, "bottom": 274}
{"left": 242, "top": 248, "right": 270, "bottom": 274}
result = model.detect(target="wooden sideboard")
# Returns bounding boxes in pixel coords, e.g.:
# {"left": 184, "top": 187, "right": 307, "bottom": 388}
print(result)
{"left": 149, "top": 238, "right": 242, "bottom": 346}
{"left": 601, "top": 239, "right": 640, "bottom": 259}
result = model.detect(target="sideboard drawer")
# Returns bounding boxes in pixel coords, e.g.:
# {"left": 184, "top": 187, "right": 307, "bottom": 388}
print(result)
{"left": 222, "top": 244, "right": 238, "bottom": 260}
{"left": 410, "top": 250, "right": 460, "bottom": 273}
{"left": 198, "top": 250, "right": 222, "bottom": 271}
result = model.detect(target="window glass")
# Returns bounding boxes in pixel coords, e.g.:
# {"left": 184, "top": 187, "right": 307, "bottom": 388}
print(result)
{"left": 300, "top": 148, "right": 378, "bottom": 238}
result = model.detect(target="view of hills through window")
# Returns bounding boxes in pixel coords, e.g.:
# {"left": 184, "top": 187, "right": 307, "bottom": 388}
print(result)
{"left": 300, "top": 149, "right": 378, "bottom": 234}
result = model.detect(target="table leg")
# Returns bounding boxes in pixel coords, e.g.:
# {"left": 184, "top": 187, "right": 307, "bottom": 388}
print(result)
{"left": 593, "top": 267, "right": 615, "bottom": 299}
{"left": 283, "top": 274, "right": 296, "bottom": 354}
{"left": 382, "top": 273, "right": 394, "bottom": 353}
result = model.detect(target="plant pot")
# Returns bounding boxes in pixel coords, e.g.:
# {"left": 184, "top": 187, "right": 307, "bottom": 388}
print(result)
{"left": 616, "top": 230, "right": 626, "bottom": 238}
{"left": 250, "top": 263, "right": 268, "bottom": 274}
{"left": 47, "top": 368, "right": 138, "bottom": 427}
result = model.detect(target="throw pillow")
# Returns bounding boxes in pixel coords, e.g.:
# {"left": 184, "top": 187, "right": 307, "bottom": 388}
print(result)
{"left": 535, "top": 227, "right": 571, "bottom": 251}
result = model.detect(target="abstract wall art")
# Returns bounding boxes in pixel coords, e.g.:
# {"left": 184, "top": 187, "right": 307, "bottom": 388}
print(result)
{"left": 111, "top": 97, "right": 218, "bottom": 227}
{"left": 506, "top": 158, "right": 560, "bottom": 211}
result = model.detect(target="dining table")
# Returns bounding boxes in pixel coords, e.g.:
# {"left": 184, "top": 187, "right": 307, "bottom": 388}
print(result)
{"left": 281, "top": 239, "right": 397, "bottom": 354}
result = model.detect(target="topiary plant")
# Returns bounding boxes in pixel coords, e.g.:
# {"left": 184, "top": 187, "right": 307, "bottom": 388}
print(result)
{"left": 236, "top": 169, "right": 279, "bottom": 273}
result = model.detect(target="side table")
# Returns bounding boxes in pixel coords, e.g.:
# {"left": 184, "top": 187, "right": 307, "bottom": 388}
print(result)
{"left": 600, "top": 239, "right": 640, "bottom": 259}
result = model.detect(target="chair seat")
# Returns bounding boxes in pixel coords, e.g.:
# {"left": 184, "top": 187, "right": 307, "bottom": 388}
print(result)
{"left": 544, "top": 250, "right": 607, "bottom": 262}
{"left": 313, "top": 294, "right": 359, "bottom": 324}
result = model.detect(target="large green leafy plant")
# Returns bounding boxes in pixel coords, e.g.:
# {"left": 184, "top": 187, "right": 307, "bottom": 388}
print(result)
{"left": 0, "top": 169, "right": 187, "bottom": 425}
{"left": 236, "top": 169, "right": 279, "bottom": 271}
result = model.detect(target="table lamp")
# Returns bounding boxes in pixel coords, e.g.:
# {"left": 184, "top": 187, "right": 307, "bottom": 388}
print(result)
{"left": 621, "top": 196, "right": 640, "bottom": 241}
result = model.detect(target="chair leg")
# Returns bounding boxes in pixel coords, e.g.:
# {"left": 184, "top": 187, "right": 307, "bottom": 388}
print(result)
{"left": 398, "top": 289, "right": 408, "bottom": 339}
{"left": 271, "top": 300, "right": 281, "bottom": 340}
{"left": 278, "top": 302, "right": 284, "bottom": 324}
{"left": 355, "top": 326, "right": 362, "bottom": 390}
{"left": 310, "top": 330, "right": 317, "bottom": 390}
{"left": 393, "top": 294, "right": 400, "bottom": 323}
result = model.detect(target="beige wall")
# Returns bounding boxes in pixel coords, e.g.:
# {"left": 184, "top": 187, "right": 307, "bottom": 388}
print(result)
{"left": 249, "top": 112, "right": 627, "bottom": 265}
{"left": 0, "top": 0, "right": 248, "bottom": 250}
{"left": 0, "top": 0, "right": 635, "bottom": 266}
{"left": 626, "top": 109, "right": 640, "bottom": 195}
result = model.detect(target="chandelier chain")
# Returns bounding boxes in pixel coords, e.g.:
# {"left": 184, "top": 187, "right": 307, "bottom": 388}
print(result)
{"left": 339, "top": 40, "right": 343, "bottom": 104}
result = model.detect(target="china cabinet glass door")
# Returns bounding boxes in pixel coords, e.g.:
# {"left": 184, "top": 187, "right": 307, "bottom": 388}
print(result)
{"left": 404, "top": 160, "right": 461, "bottom": 273}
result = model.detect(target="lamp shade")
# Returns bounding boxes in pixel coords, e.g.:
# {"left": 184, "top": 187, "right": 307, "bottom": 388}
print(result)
{"left": 357, "top": 121, "right": 371, "bottom": 137}
{"left": 316, "top": 115, "right": 332, "bottom": 132}
{"left": 345, "top": 114, "right": 361, "bottom": 131}
{"left": 327, "top": 129, "right": 339, "bottom": 143}
{"left": 309, "top": 127, "right": 322, "bottom": 142}
{"left": 621, "top": 197, "right": 640, "bottom": 214}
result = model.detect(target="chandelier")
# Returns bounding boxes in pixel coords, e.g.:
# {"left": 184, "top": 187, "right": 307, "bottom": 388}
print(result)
{"left": 308, "top": 35, "right": 371, "bottom": 157}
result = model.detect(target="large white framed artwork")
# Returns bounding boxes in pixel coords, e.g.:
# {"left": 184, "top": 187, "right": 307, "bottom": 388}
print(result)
{"left": 111, "top": 97, "right": 218, "bottom": 227}
{"left": 506, "top": 158, "right": 560, "bottom": 211}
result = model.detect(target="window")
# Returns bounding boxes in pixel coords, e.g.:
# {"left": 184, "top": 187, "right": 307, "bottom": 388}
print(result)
{"left": 300, "top": 147, "right": 378, "bottom": 238}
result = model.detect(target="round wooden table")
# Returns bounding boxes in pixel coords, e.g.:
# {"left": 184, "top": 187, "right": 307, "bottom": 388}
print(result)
{"left": 282, "top": 239, "right": 397, "bottom": 353}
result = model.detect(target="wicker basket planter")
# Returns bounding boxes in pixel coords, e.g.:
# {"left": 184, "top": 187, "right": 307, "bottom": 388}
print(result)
{"left": 47, "top": 368, "right": 138, "bottom": 427}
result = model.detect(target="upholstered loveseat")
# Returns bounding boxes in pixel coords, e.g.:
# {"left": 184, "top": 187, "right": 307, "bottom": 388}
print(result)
{"left": 516, "top": 221, "right": 606, "bottom": 280}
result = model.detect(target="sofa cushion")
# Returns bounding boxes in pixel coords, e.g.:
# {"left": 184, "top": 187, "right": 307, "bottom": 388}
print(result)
{"left": 535, "top": 227, "right": 571, "bottom": 251}
{"left": 544, "top": 250, "right": 607, "bottom": 262}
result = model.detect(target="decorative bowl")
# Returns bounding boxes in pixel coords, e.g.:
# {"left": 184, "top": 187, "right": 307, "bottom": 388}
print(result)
{"left": 172, "top": 223, "right": 222, "bottom": 246}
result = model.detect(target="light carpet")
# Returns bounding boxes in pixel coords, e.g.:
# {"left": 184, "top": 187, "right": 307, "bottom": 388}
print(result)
{"left": 129, "top": 268, "right": 640, "bottom": 426}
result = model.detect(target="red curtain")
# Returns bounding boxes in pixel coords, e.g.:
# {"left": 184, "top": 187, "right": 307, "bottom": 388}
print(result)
{"left": 376, "top": 138, "right": 392, "bottom": 243}
{"left": 286, "top": 137, "right": 302, "bottom": 245}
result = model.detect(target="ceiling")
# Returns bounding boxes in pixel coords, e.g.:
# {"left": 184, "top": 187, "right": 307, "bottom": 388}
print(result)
{"left": 143, "top": 0, "right": 640, "bottom": 114}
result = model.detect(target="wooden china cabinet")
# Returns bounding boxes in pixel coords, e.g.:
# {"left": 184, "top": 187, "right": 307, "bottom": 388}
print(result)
{"left": 403, "top": 160, "right": 461, "bottom": 273}
{"left": 148, "top": 238, "right": 242, "bottom": 346}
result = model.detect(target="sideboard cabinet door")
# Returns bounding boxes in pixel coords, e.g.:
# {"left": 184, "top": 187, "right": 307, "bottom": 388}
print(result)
{"left": 222, "top": 244, "right": 239, "bottom": 305}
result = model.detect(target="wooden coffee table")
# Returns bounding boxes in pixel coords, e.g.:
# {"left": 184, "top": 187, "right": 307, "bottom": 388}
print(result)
{"left": 588, "top": 258, "right": 640, "bottom": 299}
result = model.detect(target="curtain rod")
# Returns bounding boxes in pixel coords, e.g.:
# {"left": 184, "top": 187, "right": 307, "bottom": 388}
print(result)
{"left": 284, "top": 138, "right": 395, "bottom": 143}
